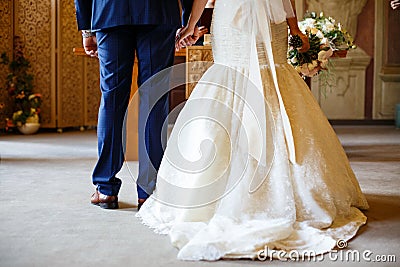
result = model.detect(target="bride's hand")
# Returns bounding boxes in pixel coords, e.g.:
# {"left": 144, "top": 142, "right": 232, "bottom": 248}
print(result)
{"left": 297, "top": 32, "right": 310, "bottom": 53}
{"left": 191, "top": 26, "right": 208, "bottom": 44}
{"left": 83, "top": 35, "right": 98, "bottom": 58}
{"left": 175, "top": 26, "right": 195, "bottom": 51}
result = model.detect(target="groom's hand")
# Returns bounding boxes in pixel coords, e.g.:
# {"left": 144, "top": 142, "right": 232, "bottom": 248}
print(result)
{"left": 176, "top": 26, "right": 194, "bottom": 50}
{"left": 290, "top": 30, "right": 310, "bottom": 53}
{"left": 83, "top": 35, "right": 98, "bottom": 58}
{"left": 297, "top": 32, "right": 310, "bottom": 53}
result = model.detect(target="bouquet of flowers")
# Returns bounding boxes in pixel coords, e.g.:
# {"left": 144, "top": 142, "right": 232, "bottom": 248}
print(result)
{"left": 288, "top": 12, "right": 356, "bottom": 78}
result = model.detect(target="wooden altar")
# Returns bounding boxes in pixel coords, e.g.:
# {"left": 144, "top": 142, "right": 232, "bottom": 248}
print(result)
{"left": 185, "top": 46, "right": 213, "bottom": 98}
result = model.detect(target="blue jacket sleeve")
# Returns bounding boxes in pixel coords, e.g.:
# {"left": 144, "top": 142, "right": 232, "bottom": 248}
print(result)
{"left": 180, "top": 0, "right": 194, "bottom": 26}
{"left": 74, "top": 0, "right": 92, "bottom": 30}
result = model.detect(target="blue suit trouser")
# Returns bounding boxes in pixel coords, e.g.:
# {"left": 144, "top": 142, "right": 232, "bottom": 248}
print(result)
{"left": 93, "top": 25, "right": 176, "bottom": 199}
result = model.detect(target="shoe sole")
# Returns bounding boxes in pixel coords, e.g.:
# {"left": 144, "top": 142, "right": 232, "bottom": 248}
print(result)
{"left": 99, "top": 202, "right": 119, "bottom": 209}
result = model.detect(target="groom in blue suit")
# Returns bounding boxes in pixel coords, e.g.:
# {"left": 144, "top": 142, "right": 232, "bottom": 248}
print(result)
{"left": 74, "top": 0, "right": 196, "bottom": 209}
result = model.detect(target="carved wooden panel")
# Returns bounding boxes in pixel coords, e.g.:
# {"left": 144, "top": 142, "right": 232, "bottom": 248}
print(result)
{"left": 185, "top": 46, "right": 213, "bottom": 98}
{"left": 0, "top": 0, "right": 13, "bottom": 129}
{"left": 14, "top": 0, "right": 55, "bottom": 127}
{"left": 57, "top": 0, "right": 85, "bottom": 127}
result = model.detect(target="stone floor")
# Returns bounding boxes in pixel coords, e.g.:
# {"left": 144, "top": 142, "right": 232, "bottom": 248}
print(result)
{"left": 0, "top": 126, "right": 399, "bottom": 267}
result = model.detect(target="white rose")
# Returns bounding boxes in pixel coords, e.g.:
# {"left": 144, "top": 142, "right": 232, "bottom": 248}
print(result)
{"left": 318, "top": 49, "right": 333, "bottom": 61}
{"left": 298, "top": 26, "right": 306, "bottom": 33}
{"left": 304, "top": 18, "right": 316, "bottom": 26}
{"left": 324, "top": 23, "right": 335, "bottom": 32}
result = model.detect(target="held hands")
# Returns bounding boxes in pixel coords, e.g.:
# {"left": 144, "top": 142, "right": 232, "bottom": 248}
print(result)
{"left": 298, "top": 32, "right": 310, "bottom": 53}
{"left": 175, "top": 26, "right": 208, "bottom": 51}
{"left": 83, "top": 35, "right": 98, "bottom": 58}
{"left": 286, "top": 17, "right": 310, "bottom": 53}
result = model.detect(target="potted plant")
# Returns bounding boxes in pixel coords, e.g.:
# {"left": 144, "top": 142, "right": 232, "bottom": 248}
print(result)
{"left": 1, "top": 36, "right": 42, "bottom": 134}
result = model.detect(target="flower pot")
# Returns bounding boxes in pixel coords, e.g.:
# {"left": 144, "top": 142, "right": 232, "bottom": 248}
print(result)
{"left": 18, "top": 123, "right": 40, "bottom": 135}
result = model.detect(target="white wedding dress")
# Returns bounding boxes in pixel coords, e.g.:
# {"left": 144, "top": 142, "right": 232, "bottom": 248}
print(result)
{"left": 136, "top": 0, "right": 368, "bottom": 261}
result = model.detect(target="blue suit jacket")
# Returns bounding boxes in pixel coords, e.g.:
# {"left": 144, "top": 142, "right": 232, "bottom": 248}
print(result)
{"left": 75, "top": 0, "right": 192, "bottom": 31}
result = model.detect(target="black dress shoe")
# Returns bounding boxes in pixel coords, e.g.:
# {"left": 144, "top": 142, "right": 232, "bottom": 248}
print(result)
{"left": 137, "top": 198, "right": 147, "bottom": 211}
{"left": 91, "top": 190, "right": 119, "bottom": 209}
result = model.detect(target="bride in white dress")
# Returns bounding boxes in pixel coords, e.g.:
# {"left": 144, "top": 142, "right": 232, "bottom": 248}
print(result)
{"left": 136, "top": 0, "right": 368, "bottom": 261}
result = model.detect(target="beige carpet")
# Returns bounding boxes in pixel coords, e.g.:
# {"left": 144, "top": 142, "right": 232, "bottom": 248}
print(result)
{"left": 0, "top": 126, "right": 399, "bottom": 267}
